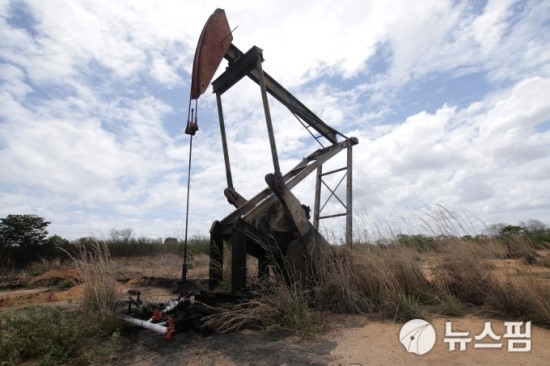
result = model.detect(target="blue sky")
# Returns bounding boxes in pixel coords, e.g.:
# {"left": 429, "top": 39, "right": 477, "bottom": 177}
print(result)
{"left": 1, "top": 0, "right": 549, "bottom": 240}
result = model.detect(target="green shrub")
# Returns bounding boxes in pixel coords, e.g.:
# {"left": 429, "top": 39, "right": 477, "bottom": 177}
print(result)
{"left": 397, "top": 234, "right": 438, "bottom": 252}
{"left": 0, "top": 307, "right": 122, "bottom": 365}
{"left": 58, "top": 279, "right": 75, "bottom": 290}
{"left": 396, "top": 294, "right": 423, "bottom": 321}
{"left": 435, "top": 291, "right": 465, "bottom": 317}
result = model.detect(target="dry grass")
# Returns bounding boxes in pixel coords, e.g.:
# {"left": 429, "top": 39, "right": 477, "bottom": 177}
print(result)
{"left": 503, "top": 235, "right": 539, "bottom": 262}
{"left": 432, "top": 242, "right": 496, "bottom": 306}
{"left": 47, "top": 207, "right": 547, "bottom": 337}
{"left": 203, "top": 226, "right": 550, "bottom": 339}
{"left": 205, "top": 233, "right": 550, "bottom": 336}
{"left": 538, "top": 254, "right": 550, "bottom": 268}
{"left": 202, "top": 282, "right": 322, "bottom": 337}
{"left": 489, "top": 268, "right": 550, "bottom": 326}
{"left": 202, "top": 241, "right": 323, "bottom": 337}
{"left": 205, "top": 241, "right": 432, "bottom": 336}
{"left": 113, "top": 253, "right": 183, "bottom": 278}
{"left": 315, "top": 247, "right": 374, "bottom": 314}
{"left": 316, "top": 245, "right": 429, "bottom": 320}
{"left": 429, "top": 241, "right": 550, "bottom": 325}
{"left": 65, "top": 241, "right": 119, "bottom": 314}
{"left": 202, "top": 298, "right": 279, "bottom": 333}
{"left": 0, "top": 242, "right": 124, "bottom": 364}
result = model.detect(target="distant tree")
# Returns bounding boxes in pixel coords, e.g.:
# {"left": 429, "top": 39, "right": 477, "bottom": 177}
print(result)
{"left": 521, "top": 219, "right": 547, "bottom": 233}
{"left": 520, "top": 219, "right": 550, "bottom": 247}
{"left": 74, "top": 236, "right": 98, "bottom": 246}
{"left": 48, "top": 234, "right": 69, "bottom": 247}
{"left": 164, "top": 237, "right": 178, "bottom": 245}
{"left": 396, "top": 233, "right": 436, "bottom": 251}
{"left": 0, "top": 214, "right": 51, "bottom": 248}
{"left": 109, "top": 228, "right": 134, "bottom": 243}
{"left": 499, "top": 225, "right": 525, "bottom": 236}
{"left": 485, "top": 223, "right": 507, "bottom": 236}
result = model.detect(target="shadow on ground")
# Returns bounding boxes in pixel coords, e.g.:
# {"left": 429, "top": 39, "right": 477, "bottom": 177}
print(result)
{"left": 113, "top": 327, "right": 339, "bottom": 366}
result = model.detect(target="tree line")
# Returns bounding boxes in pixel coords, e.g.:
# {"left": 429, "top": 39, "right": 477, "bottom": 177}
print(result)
{"left": 0, "top": 214, "right": 209, "bottom": 269}
{"left": 1, "top": 214, "right": 549, "bottom": 269}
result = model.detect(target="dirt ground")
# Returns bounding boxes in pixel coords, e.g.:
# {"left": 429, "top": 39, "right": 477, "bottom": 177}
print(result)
{"left": 1, "top": 253, "right": 549, "bottom": 365}
{"left": 103, "top": 313, "right": 550, "bottom": 366}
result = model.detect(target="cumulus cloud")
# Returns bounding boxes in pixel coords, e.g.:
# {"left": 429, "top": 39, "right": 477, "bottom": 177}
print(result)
{"left": 355, "top": 76, "right": 550, "bottom": 225}
{"left": 0, "top": 0, "right": 549, "bottom": 239}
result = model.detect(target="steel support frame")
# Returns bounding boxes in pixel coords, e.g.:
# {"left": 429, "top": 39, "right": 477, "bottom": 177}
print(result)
{"left": 211, "top": 46, "right": 283, "bottom": 292}
{"left": 313, "top": 144, "right": 353, "bottom": 247}
{"left": 213, "top": 46, "right": 282, "bottom": 190}
{"left": 209, "top": 43, "right": 358, "bottom": 291}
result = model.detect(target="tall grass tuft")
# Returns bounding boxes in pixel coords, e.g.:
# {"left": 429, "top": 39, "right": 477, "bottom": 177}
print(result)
{"left": 501, "top": 234, "right": 538, "bottom": 263}
{"left": 202, "top": 241, "right": 323, "bottom": 338}
{"left": 432, "top": 242, "right": 495, "bottom": 306}
{"left": 65, "top": 241, "right": 119, "bottom": 314}
{"left": 315, "top": 246, "right": 374, "bottom": 314}
{"left": 489, "top": 269, "right": 550, "bottom": 326}
{"left": 316, "top": 244, "right": 429, "bottom": 320}
{"left": 202, "top": 282, "right": 322, "bottom": 338}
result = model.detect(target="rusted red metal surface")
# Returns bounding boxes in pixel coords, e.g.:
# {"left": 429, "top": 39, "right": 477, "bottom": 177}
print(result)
{"left": 190, "top": 9, "right": 232, "bottom": 99}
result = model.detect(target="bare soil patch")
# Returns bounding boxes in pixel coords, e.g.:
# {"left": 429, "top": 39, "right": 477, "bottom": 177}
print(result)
{"left": 106, "top": 314, "right": 550, "bottom": 366}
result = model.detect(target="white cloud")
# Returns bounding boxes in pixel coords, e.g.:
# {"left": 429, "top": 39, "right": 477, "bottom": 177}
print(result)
{"left": 471, "top": 0, "right": 516, "bottom": 53}
{"left": 355, "top": 76, "right": 550, "bottom": 225}
{"left": 1, "top": 0, "right": 549, "bottom": 240}
{"left": 0, "top": 63, "right": 31, "bottom": 100}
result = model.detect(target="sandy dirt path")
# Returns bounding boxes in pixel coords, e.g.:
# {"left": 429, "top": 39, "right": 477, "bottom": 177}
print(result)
{"left": 328, "top": 316, "right": 549, "bottom": 366}
{"left": 109, "top": 315, "right": 549, "bottom": 366}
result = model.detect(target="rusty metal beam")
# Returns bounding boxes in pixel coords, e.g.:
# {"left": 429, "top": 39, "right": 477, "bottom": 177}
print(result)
{"left": 256, "top": 55, "right": 282, "bottom": 179}
{"left": 215, "top": 137, "right": 358, "bottom": 227}
{"left": 212, "top": 45, "right": 282, "bottom": 180}
{"left": 224, "top": 44, "right": 341, "bottom": 145}
{"left": 212, "top": 46, "right": 263, "bottom": 95}
{"left": 216, "top": 93, "right": 233, "bottom": 188}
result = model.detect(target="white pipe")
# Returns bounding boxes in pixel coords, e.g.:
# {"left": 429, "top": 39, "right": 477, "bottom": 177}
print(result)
{"left": 163, "top": 299, "right": 181, "bottom": 313}
{"left": 117, "top": 314, "right": 167, "bottom": 334}
{"left": 146, "top": 298, "right": 184, "bottom": 322}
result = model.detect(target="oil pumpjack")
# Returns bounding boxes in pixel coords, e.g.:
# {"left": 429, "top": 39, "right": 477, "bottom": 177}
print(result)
{"left": 119, "top": 9, "right": 358, "bottom": 338}
{"left": 186, "top": 9, "right": 358, "bottom": 293}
